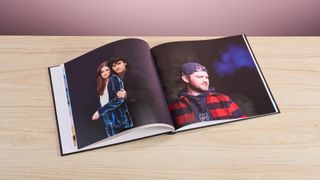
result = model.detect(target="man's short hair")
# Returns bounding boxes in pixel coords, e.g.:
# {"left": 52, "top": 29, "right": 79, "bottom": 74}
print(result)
{"left": 181, "top": 62, "right": 207, "bottom": 75}
{"left": 107, "top": 56, "right": 131, "bottom": 68}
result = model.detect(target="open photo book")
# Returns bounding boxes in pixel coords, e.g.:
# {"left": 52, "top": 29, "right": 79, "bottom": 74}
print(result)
{"left": 49, "top": 35, "right": 280, "bottom": 155}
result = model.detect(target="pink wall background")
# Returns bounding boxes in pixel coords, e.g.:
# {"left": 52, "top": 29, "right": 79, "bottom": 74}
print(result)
{"left": 0, "top": 0, "right": 319, "bottom": 35}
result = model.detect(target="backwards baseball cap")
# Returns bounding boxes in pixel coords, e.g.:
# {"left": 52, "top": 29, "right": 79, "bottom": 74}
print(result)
{"left": 181, "top": 62, "right": 207, "bottom": 75}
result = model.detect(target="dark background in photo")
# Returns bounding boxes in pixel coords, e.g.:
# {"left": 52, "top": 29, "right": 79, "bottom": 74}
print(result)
{"left": 64, "top": 39, "right": 172, "bottom": 149}
{"left": 151, "top": 35, "right": 277, "bottom": 117}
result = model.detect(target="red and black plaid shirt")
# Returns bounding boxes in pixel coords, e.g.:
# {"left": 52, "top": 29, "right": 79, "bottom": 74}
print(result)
{"left": 168, "top": 90, "right": 247, "bottom": 129}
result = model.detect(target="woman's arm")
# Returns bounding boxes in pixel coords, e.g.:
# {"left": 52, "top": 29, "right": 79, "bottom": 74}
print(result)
{"left": 97, "top": 76, "right": 125, "bottom": 117}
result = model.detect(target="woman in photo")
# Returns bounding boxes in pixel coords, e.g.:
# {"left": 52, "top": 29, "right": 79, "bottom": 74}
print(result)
{"left": 92, "top": 61, "right": 133, "bottom": 138}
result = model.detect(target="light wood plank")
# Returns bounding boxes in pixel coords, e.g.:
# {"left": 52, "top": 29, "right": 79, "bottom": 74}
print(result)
{"left": 0, "top": 36, "right": 320, "bottom": 179}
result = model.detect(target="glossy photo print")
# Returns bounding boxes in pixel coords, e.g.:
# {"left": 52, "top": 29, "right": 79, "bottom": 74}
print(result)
{"left": 64, "top": 39, "right": 172, "bottom": 149}
{"left": 151, "top": 35, "right": 279, "bottom": 129}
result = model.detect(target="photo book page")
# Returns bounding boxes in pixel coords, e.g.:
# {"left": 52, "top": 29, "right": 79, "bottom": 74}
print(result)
{"left": 49, "top": 39, "right": 174, "bottom": 155}
{"left": 151, "top": 35, "right": 279, "bottom": 131}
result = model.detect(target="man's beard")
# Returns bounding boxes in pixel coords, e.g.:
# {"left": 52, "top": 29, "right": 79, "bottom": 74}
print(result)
{"left": 188, "top": 83, "right": 208, "bottom": 94}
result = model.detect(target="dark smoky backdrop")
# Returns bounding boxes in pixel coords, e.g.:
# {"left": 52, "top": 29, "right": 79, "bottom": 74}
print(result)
{"left": 64, "top": 39, "right": 172, "bottom": 148}
{"left": 151, "top": 35, "right": 278, "bottom": 117}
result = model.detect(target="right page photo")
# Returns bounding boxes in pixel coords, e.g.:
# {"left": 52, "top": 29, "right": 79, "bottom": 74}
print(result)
{"left": 151, "top": 35, "right": 280, "bottom": 131}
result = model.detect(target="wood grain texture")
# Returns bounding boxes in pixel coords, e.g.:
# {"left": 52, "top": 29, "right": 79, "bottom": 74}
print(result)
{"left": 0, "top": 36, "right": 320, "bottom": 180}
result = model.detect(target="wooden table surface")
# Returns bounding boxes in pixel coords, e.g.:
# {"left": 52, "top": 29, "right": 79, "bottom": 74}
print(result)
{"left": 1, "top": 36, "right": 320, "bottom": 179}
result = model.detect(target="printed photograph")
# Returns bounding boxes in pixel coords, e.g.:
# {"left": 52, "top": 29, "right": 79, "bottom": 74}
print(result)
{"left": 151, "top": 35, "right": 279, "bottom": 129}
{"left": 64, "top": 39, "right": 172, "bottom": 148}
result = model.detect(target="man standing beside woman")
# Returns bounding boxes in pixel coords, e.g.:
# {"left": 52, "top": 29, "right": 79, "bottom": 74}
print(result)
{"left": 107, "top": 56, "right": 155, "bottom": 125}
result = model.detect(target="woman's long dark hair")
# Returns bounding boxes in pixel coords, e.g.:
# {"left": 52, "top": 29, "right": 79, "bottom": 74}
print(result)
{"left": 96, "top": 61, "right": 109, "bottom": 96}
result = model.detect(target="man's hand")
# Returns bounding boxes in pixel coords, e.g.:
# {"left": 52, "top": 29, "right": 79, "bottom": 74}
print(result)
{"left": 117, "top": 89, "right": 127, "bottom": 99}
{"left": 92, "top": 111, "right": 100, "bottom": 120}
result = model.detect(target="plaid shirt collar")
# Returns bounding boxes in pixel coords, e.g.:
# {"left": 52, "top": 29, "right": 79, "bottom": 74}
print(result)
{"left": 178, "top": 87, "right": 217, "bottom": 98}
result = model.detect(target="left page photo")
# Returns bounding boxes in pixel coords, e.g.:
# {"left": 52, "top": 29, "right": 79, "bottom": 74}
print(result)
{"left": 49, "top": 39, "right": 173, "bottom": 155}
